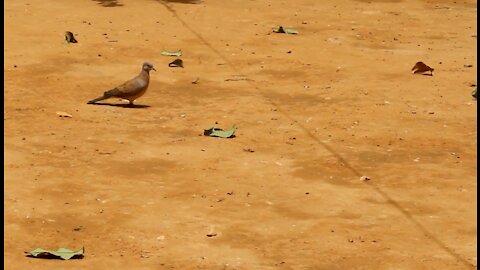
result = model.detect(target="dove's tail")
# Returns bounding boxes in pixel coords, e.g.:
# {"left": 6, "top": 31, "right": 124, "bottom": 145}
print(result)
{"left": 87, "top": 88, "right": 120, "bottom": 104}
{"left": 87, "top": 95, "right": 108, "bottom": 104}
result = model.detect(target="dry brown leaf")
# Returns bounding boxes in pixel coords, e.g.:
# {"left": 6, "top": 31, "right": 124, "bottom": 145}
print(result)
{"left": 411, "top": 61, "right": 434, "bottom": 75}
{"left": 56, "top": 111, "right": 73, "bottom": 118}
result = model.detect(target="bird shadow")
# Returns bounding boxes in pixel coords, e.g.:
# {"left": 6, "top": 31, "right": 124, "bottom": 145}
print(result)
{"left": 413, "top": 72, "right": 433, "bottom": 76}
{"left": 155, "top": 0, "right": 201, "bottom": 4}
{"left": 92, "top": 0, "right": 124, "bottom": 7}
{"left": 87, "top": 102, "right": 150, "bottom": 108}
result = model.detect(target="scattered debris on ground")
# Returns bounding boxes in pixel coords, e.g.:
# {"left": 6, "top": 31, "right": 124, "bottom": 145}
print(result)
{"left": 411, "top": 61, "right": 434, "bottom": 75}
{"left": 360, "top": 176, "right": 371, "bottom": 181}
{"left": 161, "top": 49, "right": 182, "bottom": 57}
{"left": 168, "top": 58, "right": 184, "bottom": 68}
{"left": 206, "top": 226, "right": 218, "bottom": 237}
{"left": 204, "top": 124, "right": 237, "bottom": 138}
{"left": 25, "top": 247, "right": 84, "bottom": 260}
{"left": 56, "top": 111, "right": 73, "bottom": 118}
{"left": 64, "top": 31, "right": 78, "bottom": 44}
{"left": 273, "top": 26, "right": 298, "bottom": 34}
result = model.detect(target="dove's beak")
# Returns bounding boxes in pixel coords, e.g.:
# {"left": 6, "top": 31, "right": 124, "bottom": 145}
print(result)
{"left": 152, "top": 67, "right": 156, "bottom": 71}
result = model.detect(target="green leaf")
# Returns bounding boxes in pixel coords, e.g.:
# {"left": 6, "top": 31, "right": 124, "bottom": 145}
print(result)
{"left": 472, "top": 87, "right": 477, "bottom": 99}
{"left": 26, "top": 247, "right": 84, "bottom": 260}
{"left": 273, "top": 26, "right": 298, "bottom": 34}
{"left": 161, "top": 49, "right": 182, "bottom": 57}
{"left": 204, "top": 124, "right": 237, "bottom": 138}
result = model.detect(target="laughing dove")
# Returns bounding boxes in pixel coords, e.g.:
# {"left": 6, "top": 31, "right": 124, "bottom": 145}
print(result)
{"left": 88, "top": 62, "right": 156, "bottom": 105}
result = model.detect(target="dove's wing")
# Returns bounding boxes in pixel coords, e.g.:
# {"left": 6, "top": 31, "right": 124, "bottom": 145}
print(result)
{"left": 105, "top": 72, "right": 149, "bottom": 98}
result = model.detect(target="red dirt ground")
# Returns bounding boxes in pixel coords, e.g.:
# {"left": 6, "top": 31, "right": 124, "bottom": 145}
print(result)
{"left": 4, "top": 0, "right": 477, "bottom": 269}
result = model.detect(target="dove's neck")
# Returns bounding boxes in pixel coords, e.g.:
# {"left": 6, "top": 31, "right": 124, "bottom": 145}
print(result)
{"left": 140, "top": 69, "right": 150, "bottom": 79}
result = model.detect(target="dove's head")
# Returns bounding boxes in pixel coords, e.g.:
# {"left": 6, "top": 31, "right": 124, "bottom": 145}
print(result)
{"left": 142, "top": 62, "right": 156, "bottom": 72}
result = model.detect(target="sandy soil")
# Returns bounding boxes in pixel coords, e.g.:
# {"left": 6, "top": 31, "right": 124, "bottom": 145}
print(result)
{"left": 4, "top": 0, "right": 477, "bottom": 269}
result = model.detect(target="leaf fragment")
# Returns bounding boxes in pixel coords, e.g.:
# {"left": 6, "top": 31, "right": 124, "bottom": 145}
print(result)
{"left": 26, "top": 247, "right": 84, "bottom": 260}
